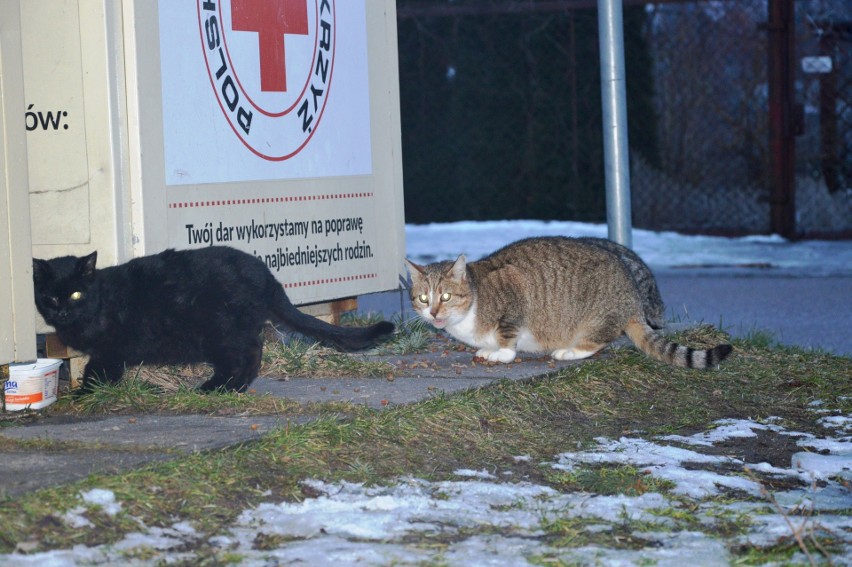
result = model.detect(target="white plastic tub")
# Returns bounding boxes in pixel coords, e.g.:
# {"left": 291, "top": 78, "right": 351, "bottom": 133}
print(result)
{"left": 4, "top": 358, "right": 62, "bottom": 411}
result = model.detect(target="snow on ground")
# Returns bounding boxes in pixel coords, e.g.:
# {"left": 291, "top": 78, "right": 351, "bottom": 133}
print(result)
{"left": 405, "top": 220, "right": 852, "bottom": 276}
{"left": 5, "top": 406, "right": 851, "bottom": 566}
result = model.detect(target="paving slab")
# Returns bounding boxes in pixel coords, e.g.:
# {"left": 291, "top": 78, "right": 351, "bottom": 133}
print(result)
{"left": 370, "top": 348, "right": 575, "bottom": 380}
{"left": 253, "top": 348, "right": 581, "bottom": 408}
{"left": 0, "top": 414, "right": 311, "bottom": 498}
{"left": 0, "top": 414, "right": 298, "bottom": 451}
{"left": 253, "top": 375, "right": 499, "bottom": 408}
{"left": 0, "top": 449, "right": 174, "bottom": 499}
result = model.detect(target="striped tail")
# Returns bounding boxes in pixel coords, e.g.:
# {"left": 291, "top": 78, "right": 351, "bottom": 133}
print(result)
{"left": 624, "top": 318, "right": 732, "bottom": 369}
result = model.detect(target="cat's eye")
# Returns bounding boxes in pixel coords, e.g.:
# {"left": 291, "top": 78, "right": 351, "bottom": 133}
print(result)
{"left": 417, "top": 294, "right": 429, "bottom": 304}
{"left": 440, "top": 292, "right": 452, "bottom": 302}
{"left": 69, "top": 291, "right": 83, "bottom": 301}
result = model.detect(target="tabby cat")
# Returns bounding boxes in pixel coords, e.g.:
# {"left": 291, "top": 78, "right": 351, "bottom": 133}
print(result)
{"left": 405, "top": 236, "right": 731, "bottom": 368}
{"left": 576, "top": 237, "right": 665, "bottom": 329}
{"left": 33, "top": 247, "right": 394, "bottom": 393}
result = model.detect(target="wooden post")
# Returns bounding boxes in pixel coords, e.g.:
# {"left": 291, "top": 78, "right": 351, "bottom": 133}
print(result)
{"left": 44, "top": 335, "right": 85, "bottom": 390}
{"left": 1, "top": 364, "right": 8, "bottom": 412}
{"left": 767, "top": 0, "right": 796, "bottom": 238}
{"left": 299, "top": 298, "right": 359, "bottom": 325}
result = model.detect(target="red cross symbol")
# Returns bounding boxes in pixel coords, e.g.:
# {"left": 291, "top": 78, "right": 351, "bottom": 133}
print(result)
{"left": 231, "top": 0, "right": 309, "bottom": 92}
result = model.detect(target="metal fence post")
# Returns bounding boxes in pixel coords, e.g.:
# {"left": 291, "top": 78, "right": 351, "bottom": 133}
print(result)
{"left": 598, "top": 0, "right": 633, "bottom": 248}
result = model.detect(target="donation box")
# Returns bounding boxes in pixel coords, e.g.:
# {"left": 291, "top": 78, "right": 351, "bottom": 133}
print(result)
{"left": 21, "top": 0, "right": 405, "bottom": 313}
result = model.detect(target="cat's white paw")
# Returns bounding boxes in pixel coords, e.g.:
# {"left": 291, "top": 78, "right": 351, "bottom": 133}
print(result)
{"left": 551, "top": 348, "right": 597, "bottom": 361}
{"left": 475, "top": 348, "right": 490, "bottom": 359}
{"left": 476, "top": 348, "right": 517, "bottom": 363}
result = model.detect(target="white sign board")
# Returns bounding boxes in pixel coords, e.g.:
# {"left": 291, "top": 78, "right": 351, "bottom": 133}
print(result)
{"left": 21, "top": 0, "right": 404, "bottom": 305}
{"left": 801, "top": 56, "right": 833, "bottom": 75}
{"left": 159, "top": 0, "right": 373, "bottom": 184}
{"left": 129, "top": 0, "right": 405, "bottom": 305}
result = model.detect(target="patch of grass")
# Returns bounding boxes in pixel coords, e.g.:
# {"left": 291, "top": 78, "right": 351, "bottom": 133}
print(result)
{"left": 545, "top": 466, "right": 675, "bottom": 497}
{"left": 540, "top": 514, "right": 664, "bottom": 551}
{"left": 0, "top": 331, "right": 849, "bottom": 556}
{"left": 561, "top": 324, "right": 852, "bottom": 436}
{"left": 738, "top": 327, "right": 780, "bottom": 350}
{"left": 44, "top": 372, "right": 303, "bottom": 417}
{"left": 343, "top": 310, "right": 441, "bottom": 355}
{"left": 0, "top": 411, "right": 43, "bottom": 428}
{"left": 538, "top": 516, "right": 593, "bottom": 548}
{"left": 649, "top": 504, "right": 702, "bottom": 527}
{"left": 0, "top": 435, "right": 132, "bottom": 455}
{"left": 730, "top": 539, "right": 847, "bottom": 566}
{"left": 730, "top": 543, "right": 801, "bottom": 565}
{"left": 261, "top": 338, "right": 393, "bottom": 378}
{"left": 379, "top": 316, "right": 437, "bottom": 355}
{"left": 697, "top": 504, "right": 758, "bottom": 538}
{"left": 343, "top": 310, "right": 438, "bottom": 356}
{"left": 339, "top": 311, "right": 388, "bottom": 327}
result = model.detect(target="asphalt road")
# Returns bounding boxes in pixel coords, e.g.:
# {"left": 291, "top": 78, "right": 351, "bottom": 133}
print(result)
{"left": 656, "top": 272, "right": 851, "bottom": 356}
{"left": 359, "top": 271, "right": 852, "bottom": 356}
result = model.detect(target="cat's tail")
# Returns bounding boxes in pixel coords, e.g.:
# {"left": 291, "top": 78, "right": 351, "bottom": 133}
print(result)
{"left": 270, "top": 287, "right": 394, "bottom": 351}
{"left": 624, "top": 317, "right": 732, "bottom": 369}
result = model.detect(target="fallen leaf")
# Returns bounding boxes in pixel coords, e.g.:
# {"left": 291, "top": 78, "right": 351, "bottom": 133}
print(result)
{"left": 14, "top": 541, "right": 39, "bottom": 554}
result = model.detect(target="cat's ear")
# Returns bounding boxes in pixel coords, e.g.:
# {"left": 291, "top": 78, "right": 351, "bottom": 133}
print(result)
{"left": 448, "top": 255, "right": 467, "bottom": 282}
{"left": 404, "top": 259, "right": 425, "bottom": 275}
{"left": 77, "top": 252, "right": 98, "bottom": 278}
{"left": 405, "top": 259, "right": 425, "bottom": 285}
{"left": 32, "top": 259, "right": 51, "bottom": 285}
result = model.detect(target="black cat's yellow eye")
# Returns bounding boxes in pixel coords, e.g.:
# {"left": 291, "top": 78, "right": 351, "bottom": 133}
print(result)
{"left": 69, "top": 291, "right": 83, "bottom": 301}
{"left": 440, "top": 292, "right": 452, "bottom": 302}
{"left": 417, "top": 294, "right": 429, "bottom": 304}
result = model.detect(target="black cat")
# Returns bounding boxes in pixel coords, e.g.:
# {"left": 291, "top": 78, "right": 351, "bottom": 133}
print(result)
{"left": 32, "top": 246, "right": 394, "bottom": 393}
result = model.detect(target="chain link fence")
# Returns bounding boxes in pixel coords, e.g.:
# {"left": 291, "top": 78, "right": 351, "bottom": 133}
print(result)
{"left": 803, "top": 14, "right": 852, "bottom": 221}
{"left": 633, "top": 0, "right": 852, "bottom": 235}
{"left": 397, "top": 0, "right": 852, "bottom": 237}
{"left": 397, "top": 3, "right": 610, "bottom": 224}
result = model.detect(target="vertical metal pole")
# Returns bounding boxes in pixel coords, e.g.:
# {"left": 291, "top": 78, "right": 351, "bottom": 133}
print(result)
{"left": 598, "top": 0, "right": 633, "bottom": 248}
